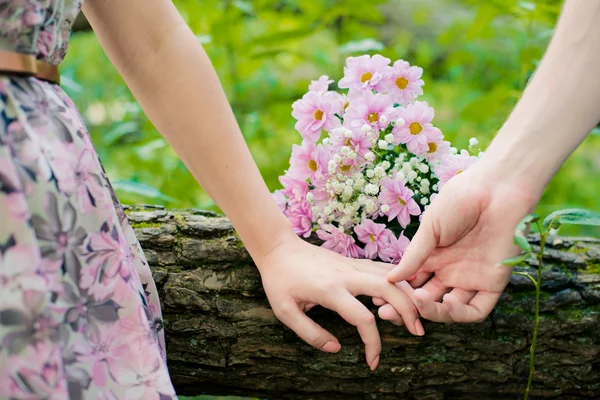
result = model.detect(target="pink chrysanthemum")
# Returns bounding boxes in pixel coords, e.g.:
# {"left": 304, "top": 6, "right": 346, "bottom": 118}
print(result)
{"left": 393, "top": 101, "right": 442, "bottom": 156}
{"left": 329, "top": 127, "right": 373, "bottom": 157}
{"left": 434, "top": 150, "right": 479, "bottom": 188}
{"left": 286, "top": 200, "right": 314, "bottom": 238}
{"left": 353, "top": 219, "right": 394, "bottom": 260}
{"left": 317, "top": 226, "right": 364, "bottom": 258}
{"left": 309, "top": 75, "right": 334, "bottom": 92}
{"left": 423, "top": 139, "right": 451, "bottom": 163}
{"left": 272, "top": 190, "right": 287, "bottom": 213}
{"left": 338, "top": 55, "right": 391, "bottom": 92}
{"left": 380, "top": 60, "right": 424, "bottom": 105}
{"left": 292, "top": 91, "right": 341, "bottom": 142}
{"left": 378, "top": 177, "right": 421, "bottom": 228}
{"left": 289, "top": 141, "right": 330, "bottom": 180}
{"left": 279, "top": 173, "right": 309, "bottom": 201}
{"left": 343, "top": 91, "right": 396, "bottom": 132}
{"left": 378, "top": 232, "right": 410, "bottom": 264}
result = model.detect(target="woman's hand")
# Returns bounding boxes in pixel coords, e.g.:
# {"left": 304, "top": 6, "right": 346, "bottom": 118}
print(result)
{"left": 255, "top": 229, "right": 424, "bottom": 371}
{"left": 381, "top": 162, "right": 537, "bottom": 324}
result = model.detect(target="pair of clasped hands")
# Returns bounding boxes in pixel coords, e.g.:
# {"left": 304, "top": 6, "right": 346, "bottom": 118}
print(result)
{"left": 259, "top": 160, "right": 536, "bottom": 371}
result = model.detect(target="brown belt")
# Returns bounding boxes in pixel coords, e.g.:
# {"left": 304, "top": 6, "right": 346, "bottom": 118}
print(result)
{"left": 0, "top": 49, "right": 60, "bottom": 84}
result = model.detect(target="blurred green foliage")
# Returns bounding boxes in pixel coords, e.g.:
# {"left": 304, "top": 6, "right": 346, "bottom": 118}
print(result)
{"left": 61, "top": 0, "right": 599, "bottom": 236}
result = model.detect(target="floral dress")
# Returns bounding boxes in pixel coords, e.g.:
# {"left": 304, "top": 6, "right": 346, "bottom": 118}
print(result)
{"left": 0, "top": 1, "right": 176, "bottom": 398}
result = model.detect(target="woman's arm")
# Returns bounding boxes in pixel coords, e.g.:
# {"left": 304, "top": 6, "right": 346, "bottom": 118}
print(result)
{"left": 82, "top": 0, "right": 424, "bottom": 367}
{"left": 82, "top": 0, "right": 289, "bottom": 260}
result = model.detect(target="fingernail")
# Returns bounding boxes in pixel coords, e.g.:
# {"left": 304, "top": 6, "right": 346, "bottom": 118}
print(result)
{"left": 415, "top": 319, "right": 425, "bottom": 336}
{"left": 407, "top": 273, "right": 417, "bottom": 282}
{"left": 370, "top": 355, "right": 380, "bottom": 371}
{"left": 321, "top": 341, "right": 341, "bottom": 353}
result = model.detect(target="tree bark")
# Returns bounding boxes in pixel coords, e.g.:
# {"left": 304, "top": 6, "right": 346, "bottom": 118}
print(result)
{"left": 126, "top": 205, "right": 600, "bottom": 400}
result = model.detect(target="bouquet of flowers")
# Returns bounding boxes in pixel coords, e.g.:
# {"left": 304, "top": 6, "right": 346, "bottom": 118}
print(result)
{"left": 274, "top": 54, "right": 480, "bottom": 263}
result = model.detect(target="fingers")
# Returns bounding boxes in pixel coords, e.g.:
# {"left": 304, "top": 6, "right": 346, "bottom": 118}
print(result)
{"left": 352, "top": 259, "right": 395, "bottom": 276}
{"left": 347, "top": 274, "right": 423, "bottom": 336}
{"left": 444, "top": 291, "right": 501, "bottom": 323}
{"left": 387, "top": 218, "right": 437, "bottom": 283}
{"left": 413, "top": 288, "right": 453, "bottom": 323}
{"left": 409, "top": 271, "right": 434, "bottom": 288}
{"left": 325, "top": 291, "right": 381, "bottom": 370}
{"left": 372, "top": 297, "right": 386, "bottom": 306}
{"left": 378, "top": 304, "right": 404, "bottom": 326}
{"left": 274, "top": 301, "right": 341, "bottom": 353}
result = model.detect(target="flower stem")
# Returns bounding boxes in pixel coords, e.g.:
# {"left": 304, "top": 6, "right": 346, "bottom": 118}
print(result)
{"left": 524, "top": 223, "right": 546, "bottom": 400}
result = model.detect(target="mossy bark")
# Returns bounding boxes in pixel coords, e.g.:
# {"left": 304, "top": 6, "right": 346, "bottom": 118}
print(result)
{"left": 127, "top": 205, "right": 600, "bottom": 400}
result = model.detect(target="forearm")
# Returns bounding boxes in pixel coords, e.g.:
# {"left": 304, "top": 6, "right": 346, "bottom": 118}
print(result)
{"left": 481, "top": 0, "right": 600, "bottom": 198}
{"left": 83, "top": 0, "right": 293, "bottom": 262}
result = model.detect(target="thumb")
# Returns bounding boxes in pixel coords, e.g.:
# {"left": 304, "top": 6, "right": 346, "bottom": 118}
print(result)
{"left": 387, "top": 216, "right": 437, "bottom": 282}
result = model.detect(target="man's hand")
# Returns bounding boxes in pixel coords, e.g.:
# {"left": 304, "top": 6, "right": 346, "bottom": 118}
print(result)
{"left": 382, "top": 163, "right": 536, "bottom": 323}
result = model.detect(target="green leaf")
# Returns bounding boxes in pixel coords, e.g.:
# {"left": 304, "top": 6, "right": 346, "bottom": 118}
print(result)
{"left": 103, "top": 121, "right": 138, "bottom": 146}
{"left": 111, "top": 180, "right": 176, "bottom": 202}
{"left": 513, "top": 213, "right": 536, "bottom": 253}
{"left": 542, "top": 208, "right": 600, "bottom": 230}
{"left": 339, "top": 39, "right": 384, "bottom": 54}
{"left": 501, "top": 253, "right": 530, "bottom": 266}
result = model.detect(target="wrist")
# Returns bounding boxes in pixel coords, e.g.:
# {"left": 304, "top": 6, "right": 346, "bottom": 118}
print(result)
{"left": 237, "top": 215, "right": 298, "bottom": 270}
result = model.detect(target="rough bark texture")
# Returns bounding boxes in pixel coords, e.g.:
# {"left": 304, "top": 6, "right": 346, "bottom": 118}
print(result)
{"left": 125, "top": 205, "right": 600, "bottom": 400}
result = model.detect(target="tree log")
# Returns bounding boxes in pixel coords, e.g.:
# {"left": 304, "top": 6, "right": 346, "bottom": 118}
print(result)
{"left": 125, "top": 205, "right": 600, "bottom": 400}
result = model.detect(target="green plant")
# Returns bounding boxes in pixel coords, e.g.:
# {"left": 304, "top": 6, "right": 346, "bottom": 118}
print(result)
{"left": 502, "top": 208, "right": 600, "bottom": 400}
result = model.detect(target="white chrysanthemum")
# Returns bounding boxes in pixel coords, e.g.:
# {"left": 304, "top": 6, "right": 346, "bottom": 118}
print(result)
{"left": 469, "top": 137, "right": 479, "bottom": 147}
{"left": 364, "top": 183, "right": 379, "bottom": 195}
{"left": 378, "top": 140, "right": 388, "bottom": 149}
{"left": 418, "top": 164, "right": 429, "bottom": 173}
{"left": 365, "top": 199, "right": 376, "bottom": 213}
{"left": 361, "top": 124, "right": 372, "bottom": 133}
{"left": 379, "top": 114, "right": 388, "bottom": 125}
{"left": 407, "top": 170, "right": 418, "bottom": 182}
{"left": 366, "top": 169, "right": 375, "bottom": 178}
{"left": 381, "top": 160, "right": 391, "bottom": 170}
{"left": 420, "top": 197, "right": 429, "bottom": 205}
{"left": 449, "top": 147, "right": 458, "bottom": 155}
{"left": 396, "top": 118, "right": 405, "bottom": 126}
{"left": 342, "top": 186, "right": 353, "bottom": 201}
{"left": 380, "top": 204, "right": 390, "bottom": 213}
{"left": 384, "top": 133, "right": 394, "bottom": 143}
{"left": 365, "top": 152, "right": 376, "bottom": 162}
{"left": 306, "top": 192, "right": 314, "bottom": 202}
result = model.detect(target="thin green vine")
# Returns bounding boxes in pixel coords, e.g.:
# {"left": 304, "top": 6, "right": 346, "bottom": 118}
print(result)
{"left": 502, "top": 208, "right": 600, "bottom": 400}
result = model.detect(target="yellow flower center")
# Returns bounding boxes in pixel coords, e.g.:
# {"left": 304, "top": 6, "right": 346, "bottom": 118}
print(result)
{"left": 398, "top": 197, "right": 406, "bottom": 205}
{"left": 367, "top": 113, "right": 379, "bottom": 123}
{"left": 455, "top": 169, "right": 463, "bottom": 175}
{"left": 427, "top": 142, "right": 437, "bottom": 153}
{"left": 409, "top": 122, "right": 422, "bottom": 135}
{"left": 369, "top": 234, "right": 377, "bottom": 243}
{"left": 340, "top": 164, "right": 352, "bottom": 172}
{"left": 345, "top": 138, "right": 352, "bottom": 146}
{"left": 314, "top": 109, "right": 324, "bottom": 121}
{"left": 343, "top": 101, "right": 350, "bottom": 111}
{"left": 361, "top": 72, "right": 373, "bottom": 83}
{"left": 396, "top": 77, "right": 409, "bottom": 89}
{"left": 308, "top": 159, "right": 318, "bottom": 171}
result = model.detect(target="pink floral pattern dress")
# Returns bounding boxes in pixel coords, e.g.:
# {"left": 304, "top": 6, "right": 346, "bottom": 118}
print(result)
{"left": 0, "top": 1, "right": 177, "bottom": 398}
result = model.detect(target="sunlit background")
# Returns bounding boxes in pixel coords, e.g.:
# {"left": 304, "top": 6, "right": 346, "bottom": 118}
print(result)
{"left": 62, "top": 0, "right": 598, "bottom": 238}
